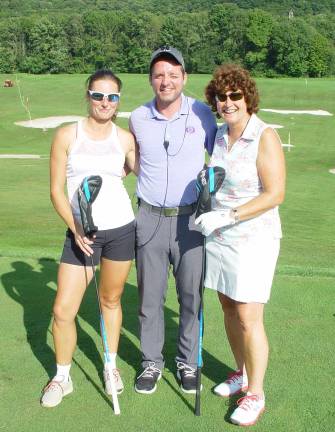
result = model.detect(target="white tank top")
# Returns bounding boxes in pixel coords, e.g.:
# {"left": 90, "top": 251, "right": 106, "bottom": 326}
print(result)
{"left": 66, "top": 120, "right": 134, "bottom": 230}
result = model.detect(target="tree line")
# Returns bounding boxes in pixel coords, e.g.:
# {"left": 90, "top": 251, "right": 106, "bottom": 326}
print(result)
{"left": 2, "top": 0, "right": 335, "bottom": 17}
{"left": 1, "top": 4, "right": 335, "bottom": 76}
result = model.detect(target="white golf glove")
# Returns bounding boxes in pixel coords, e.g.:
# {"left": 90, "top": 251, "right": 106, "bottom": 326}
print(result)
{"left": 195, "top": 209, "right": 235, "bottom": 236}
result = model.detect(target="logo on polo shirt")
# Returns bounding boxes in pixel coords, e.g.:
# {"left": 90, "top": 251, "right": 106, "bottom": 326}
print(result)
{"left": 186, "top": 126, "right": 195, "bottom": 134}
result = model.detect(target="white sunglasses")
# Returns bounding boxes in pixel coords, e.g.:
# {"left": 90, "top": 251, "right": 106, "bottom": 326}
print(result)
{"left": 88, "top": 90, "right": 120, "bottom": 103}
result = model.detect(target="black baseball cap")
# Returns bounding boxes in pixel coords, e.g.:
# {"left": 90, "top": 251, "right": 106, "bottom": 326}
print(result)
{"left": 149, "top": 46, "right": 185, "bottom": 71}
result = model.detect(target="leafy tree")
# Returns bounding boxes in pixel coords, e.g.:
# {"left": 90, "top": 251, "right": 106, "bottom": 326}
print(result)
{"left": 244, "top": 9, "right": 274, "bottom": 73}
{"left": 127, "top": 47, "right": 152, "bottom": 73}
{"left": 269, "top": 17, "right": 332, "bottom": 77}
{"left": 308, "top": 32, "right": 332, "bottom": 77}
{"left": 0, "top": 1, "right": 335, "bottom": 76}
{"left": 177, "top": 12, "right": 214, "bottom": 73}
{"left": 117, "top": 12, "right": 161, "bottom": 72}
{"left": 21, "top": 17, "right": 69, "bottom": 73}
{"left": 0, "top": 18, "right": 22, "bottom": 72}
{"left": 60, "top": 14, "right": 85, "bottom": 72}
{"left": 308, "top": 13, "right": 335, "bottom": 42}
{"left": 158, "top": 16, "right": 184, "bottom": 49}
{"left": 2, "top": 0, "right": 335, "bottom": 18}
{"left": 208, "top": 4, "right": 248, "bottom": 66}
{"left": 270, "top": 18, "right": 310, "bottom": 76}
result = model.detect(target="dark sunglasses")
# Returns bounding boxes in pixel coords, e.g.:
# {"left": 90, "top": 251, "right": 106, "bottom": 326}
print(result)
{"left": 88, "top": 90, "right": 120, "bottom": 103}
{"left": 215, "top": 92, "right": 243, "bottom": 102}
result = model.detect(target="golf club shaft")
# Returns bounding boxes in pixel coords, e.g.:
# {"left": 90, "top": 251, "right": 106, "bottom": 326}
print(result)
{"left": 195, "top": 237, "right": 206, "bottom": 416}
{"left": 91, "top": 256, "right": 120, "bottom": 415}
{"left": 195, "top": 305, "right": 203, "bottom": 416}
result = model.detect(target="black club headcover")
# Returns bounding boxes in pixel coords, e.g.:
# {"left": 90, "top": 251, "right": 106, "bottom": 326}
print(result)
{"left": 195, "top": 166, "right": 226, "bottom": 219}
{"left": 78, "top": 175, "right": 103, "bottom": 238}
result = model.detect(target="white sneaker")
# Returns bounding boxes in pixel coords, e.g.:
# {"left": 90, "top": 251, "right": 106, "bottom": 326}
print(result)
{"left": 40, "top": 377, "right": 73, "bottom": 408}
{"left": 104, "top": 368, "right": 124, "bottom": 395}
{"left": 213, "top": 370, "right": 248, "bottom": 397}
{"left": 230, "top": 392, "right": 265, "bottom": 426}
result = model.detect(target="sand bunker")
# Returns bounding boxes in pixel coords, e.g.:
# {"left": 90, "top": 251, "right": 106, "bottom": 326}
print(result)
{"left": 329, "top": 169, "right": 335, "bottom": 175}
{"left": 261, "top": 109, "right": 332, "bottom": 116}
{"left": 118, "top": 112, "right": 131, "bottom": 119}
{"left": 14, "top": 108, "right": 332, "bottom": 131}
{"left": 264, "top": 123, "right": 283, "bottom": 129}
{"left": 15, "top": 116, "right": 85, "bottom": 129}
{"left": 0, "top": 154, "right": 40, "bottom": 159}
{"left": 15, "top": 113, "right": 132, "bottom": 129}
{"left": 217, "top": 122, "right": 283, "bottom": 128}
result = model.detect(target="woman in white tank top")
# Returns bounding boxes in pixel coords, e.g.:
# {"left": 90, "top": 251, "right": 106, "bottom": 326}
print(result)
{"left": 41, "top": 70, "right": 138, "bottom": 408}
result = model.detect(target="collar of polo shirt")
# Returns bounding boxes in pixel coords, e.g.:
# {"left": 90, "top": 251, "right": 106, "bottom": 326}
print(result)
{"left": 148, "top": 93, "right": 189, "bottom": 120}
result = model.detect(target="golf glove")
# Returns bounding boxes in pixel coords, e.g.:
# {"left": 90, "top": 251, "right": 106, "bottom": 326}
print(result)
{"left": 195, "top": 209, "right": 235, "bottom": 236}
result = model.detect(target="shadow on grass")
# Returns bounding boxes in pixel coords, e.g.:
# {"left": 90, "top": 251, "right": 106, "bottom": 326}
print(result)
{"left": 162, "top": 374, "right": 194, "bottom": 412}
{"left": 1, "top": 257, "right": 232, "bottom": 414}
{"left": 223, "top": 394, "right": 241, "bottom": 423}
{"left": 0, "top": 258, "right": 141, "bottom": 383}
{"left": 1, "top": 259, "right": 57, "bottom": 375}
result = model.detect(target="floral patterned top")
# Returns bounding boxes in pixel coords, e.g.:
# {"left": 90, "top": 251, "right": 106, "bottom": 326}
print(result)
{"left": 209, "top": 114, "right": 282, "bottom": 245}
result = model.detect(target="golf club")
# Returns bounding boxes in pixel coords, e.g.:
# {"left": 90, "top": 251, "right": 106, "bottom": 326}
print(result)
{"left": 195, "top": 237, "right": 205, "bottom": 416}
{"left": 195, "top": 166, "right": 225, "bottom": 416}
{"left": 90, "top": 254, "right": 121, "bottom": 415}
{"left": 78, "top": 175, "right": 120, "bottom": 415}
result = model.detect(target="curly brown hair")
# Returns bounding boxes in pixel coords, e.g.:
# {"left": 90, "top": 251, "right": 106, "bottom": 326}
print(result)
{"left": 205, "top": 64, "right": 259, "bottom": 117}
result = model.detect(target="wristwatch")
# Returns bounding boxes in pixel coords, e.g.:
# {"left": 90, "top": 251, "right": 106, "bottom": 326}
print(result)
{"left": 230, "top": 208, "right": 240, "bottom": 224}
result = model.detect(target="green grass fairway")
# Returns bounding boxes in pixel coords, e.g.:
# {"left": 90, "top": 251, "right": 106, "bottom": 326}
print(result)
{"left": 0, "top": 74, "right": 335, "bottom": 431}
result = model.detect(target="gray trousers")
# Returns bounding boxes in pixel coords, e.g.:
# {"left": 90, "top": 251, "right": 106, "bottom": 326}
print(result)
{"left": 135, "top": 204, "right": 203, "bottom": 370}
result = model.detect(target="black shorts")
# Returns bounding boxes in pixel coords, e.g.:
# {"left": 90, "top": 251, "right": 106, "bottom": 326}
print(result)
{"left": 60, "top": 221, "right": 135, "bottom": 266}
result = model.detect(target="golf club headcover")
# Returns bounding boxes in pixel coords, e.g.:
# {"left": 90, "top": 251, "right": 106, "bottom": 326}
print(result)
{"left": 195, "top": 166, "right": 226, "bottom": 219}
{"left": 78, "top": 175, "right": 103, "bottom": 238}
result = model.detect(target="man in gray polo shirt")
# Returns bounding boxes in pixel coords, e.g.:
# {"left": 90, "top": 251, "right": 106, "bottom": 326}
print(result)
{"left": 129, "top": 46, "right": 217, "bottom": 395}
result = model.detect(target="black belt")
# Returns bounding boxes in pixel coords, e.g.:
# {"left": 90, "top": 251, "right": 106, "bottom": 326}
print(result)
{"left": 139, "top": 199, "right": 196, "bottom": 217}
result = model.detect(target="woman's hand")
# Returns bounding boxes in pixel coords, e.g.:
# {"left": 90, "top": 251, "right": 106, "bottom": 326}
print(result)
{"left": 73, "top": 221, "right": 94, "bottom": 256}
{"left": 195, "top": 209, "right": 235, "bottom": 236}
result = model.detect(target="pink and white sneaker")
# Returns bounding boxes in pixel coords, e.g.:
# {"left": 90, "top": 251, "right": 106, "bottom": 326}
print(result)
{"left": 230, "top": 392, "right": 265, "bottom": 426}
{"left": 213, "top": 370, "right": 248, "bottom": 397}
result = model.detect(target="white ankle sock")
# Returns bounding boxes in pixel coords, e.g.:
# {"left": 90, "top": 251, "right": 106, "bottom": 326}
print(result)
{"left": 105, "top": 352, "right": 117, "bottom": 369}
{"left": 54, "top": 363, "right": 71, "bottom": 382}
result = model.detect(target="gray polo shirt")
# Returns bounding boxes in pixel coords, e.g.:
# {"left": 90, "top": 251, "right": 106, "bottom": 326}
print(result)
{"left": 130, "top": 94, "right": 217, "bottom": 207}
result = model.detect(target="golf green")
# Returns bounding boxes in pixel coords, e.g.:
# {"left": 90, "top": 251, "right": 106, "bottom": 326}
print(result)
{"left": 0, "top": 73, "right": 334, "bottom": 431}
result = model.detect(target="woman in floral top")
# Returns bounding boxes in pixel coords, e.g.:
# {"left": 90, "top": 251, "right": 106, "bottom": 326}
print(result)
{"left": 196, "top": 64, "right": 285, "bottom": 426}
